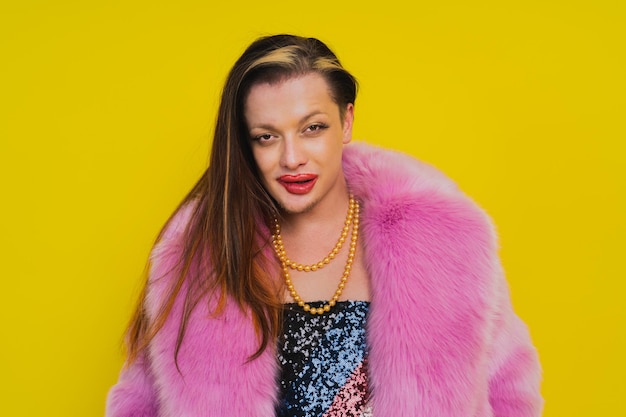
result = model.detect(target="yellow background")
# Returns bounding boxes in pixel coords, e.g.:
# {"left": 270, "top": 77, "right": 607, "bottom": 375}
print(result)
{"left": 1, "top": 1, "right": 624, "bottom": 416}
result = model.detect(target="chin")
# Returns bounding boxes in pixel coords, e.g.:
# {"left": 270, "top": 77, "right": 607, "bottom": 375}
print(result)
{"left": 277, "top": 197, "right": 319, "bottom": 216}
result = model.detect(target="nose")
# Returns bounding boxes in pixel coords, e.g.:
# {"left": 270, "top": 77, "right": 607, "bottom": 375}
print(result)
{"left": 280, "top": 137, "right": 307, "bottom": 170}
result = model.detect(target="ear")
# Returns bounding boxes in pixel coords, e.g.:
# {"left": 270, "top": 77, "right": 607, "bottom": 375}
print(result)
{"left": 342, "top": 103, "right": 354, "bottom": 145}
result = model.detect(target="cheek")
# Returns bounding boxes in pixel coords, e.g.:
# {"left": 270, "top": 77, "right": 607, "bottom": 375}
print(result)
{"left": 326, "top": 136, "right": 345, "bottom": 163}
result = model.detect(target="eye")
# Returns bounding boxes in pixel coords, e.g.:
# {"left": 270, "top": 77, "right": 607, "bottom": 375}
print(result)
{"left": 252, "top": 133, "right": 274, "bottom": 142}
{"left": 305, "top": 123, "right": 328, "bottom": 133}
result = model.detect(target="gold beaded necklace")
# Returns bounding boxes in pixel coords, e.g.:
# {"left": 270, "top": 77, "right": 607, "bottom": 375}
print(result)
{"left": 272, "top": 196, "right": 360, "bottom": 315}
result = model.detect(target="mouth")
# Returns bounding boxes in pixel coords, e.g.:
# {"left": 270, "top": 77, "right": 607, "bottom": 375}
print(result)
{"left": 278, "top": 174, "right": 318, "bottom": 194}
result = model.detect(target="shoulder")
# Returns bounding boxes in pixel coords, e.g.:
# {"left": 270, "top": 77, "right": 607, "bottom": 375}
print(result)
{"left": 343, "top": 142, "right": 495, "bottom": 242}
{"left": 149, "top": 201, "right": 197, "bottom": 262}
{"left": 344, "top": 142, "right": 500, "bottom": 287}
{"left": 343, "top": 142, "right": 460, "bottom": 201}
{"left": 144, "top": 201, "right": 199, "bottom": 317}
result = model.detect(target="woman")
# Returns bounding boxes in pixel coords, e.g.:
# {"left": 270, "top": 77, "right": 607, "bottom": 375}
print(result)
{"left": 107, "top": 34, "right": 542, "bottom": 417}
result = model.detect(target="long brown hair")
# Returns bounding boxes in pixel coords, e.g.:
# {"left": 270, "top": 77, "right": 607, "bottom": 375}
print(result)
{"left": 125, "top": 34, "right": 358, "bottom": 366}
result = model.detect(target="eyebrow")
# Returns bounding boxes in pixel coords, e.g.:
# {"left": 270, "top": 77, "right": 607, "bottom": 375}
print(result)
{"left": 248, "top": 110, "right": 327, "bottom": 131}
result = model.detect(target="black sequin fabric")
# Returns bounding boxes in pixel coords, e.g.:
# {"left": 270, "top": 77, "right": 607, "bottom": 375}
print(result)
{"left": 276, "top": 300, "right": 371, "bottom": 417}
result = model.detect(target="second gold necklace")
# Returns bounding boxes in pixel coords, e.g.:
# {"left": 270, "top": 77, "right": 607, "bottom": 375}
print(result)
{"left": 272, "top": 197, "right": 360, "bottom": 315}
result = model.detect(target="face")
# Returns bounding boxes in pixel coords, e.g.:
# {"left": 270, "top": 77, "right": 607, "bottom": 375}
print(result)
{"left": 244, "top": 72, "right": 354, "bottom": 216}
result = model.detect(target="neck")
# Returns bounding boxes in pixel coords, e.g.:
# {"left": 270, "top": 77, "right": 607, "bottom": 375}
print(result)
{"left": 276, "top": 180, "right": 352, "bottom": 274}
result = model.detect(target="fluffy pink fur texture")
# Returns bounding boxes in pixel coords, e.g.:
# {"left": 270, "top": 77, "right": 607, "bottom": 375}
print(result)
{"left": 106, "top": 143, "right": 542, "bottom": 417}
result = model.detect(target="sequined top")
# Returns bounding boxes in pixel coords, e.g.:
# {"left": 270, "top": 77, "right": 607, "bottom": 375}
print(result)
{"left": 276, "top": 300, "right": 371, "bottom": 417}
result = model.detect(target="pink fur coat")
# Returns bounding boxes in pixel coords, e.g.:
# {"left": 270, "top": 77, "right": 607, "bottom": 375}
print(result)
{"left": 106, "top": 143, "right": 543, "bottom": 417}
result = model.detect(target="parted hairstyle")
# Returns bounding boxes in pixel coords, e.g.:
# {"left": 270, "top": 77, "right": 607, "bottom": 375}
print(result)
{"left": 126, "top": 34, "right": 358, "bottom": 366}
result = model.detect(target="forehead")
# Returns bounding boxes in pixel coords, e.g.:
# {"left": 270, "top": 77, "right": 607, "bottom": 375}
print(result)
{"left": 244, "top": 73, "right": 338, "bottom": 125}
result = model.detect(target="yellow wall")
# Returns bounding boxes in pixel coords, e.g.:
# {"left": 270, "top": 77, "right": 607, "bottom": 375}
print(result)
{"left": 1, "top": 1, "right": 624, "bottom": 415}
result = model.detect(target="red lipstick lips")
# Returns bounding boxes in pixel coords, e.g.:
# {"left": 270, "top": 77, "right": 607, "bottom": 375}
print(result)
{"left": 278, "top": 174, "right": 318, "bottom": 195}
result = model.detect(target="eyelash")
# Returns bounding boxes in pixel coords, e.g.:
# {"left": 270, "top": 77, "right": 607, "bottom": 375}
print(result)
{"left": 253, "top": 133, "right": 273, "bottom": 142}
{"left": 306, "top": 123, "right": 328, "bottom": 133}
{"left": 251, "top": 123, "right": 329, "bottom": 142}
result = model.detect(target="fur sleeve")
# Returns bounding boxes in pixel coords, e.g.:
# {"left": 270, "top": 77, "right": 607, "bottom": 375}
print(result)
{"left": 106, "top": 204, "right": 194, "bottom": 417}
{"left": 486, "top": 266, "right": 544, "bottom": 417}
{"left": 105, "top": 354, "right": 158, "bottom": 417}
